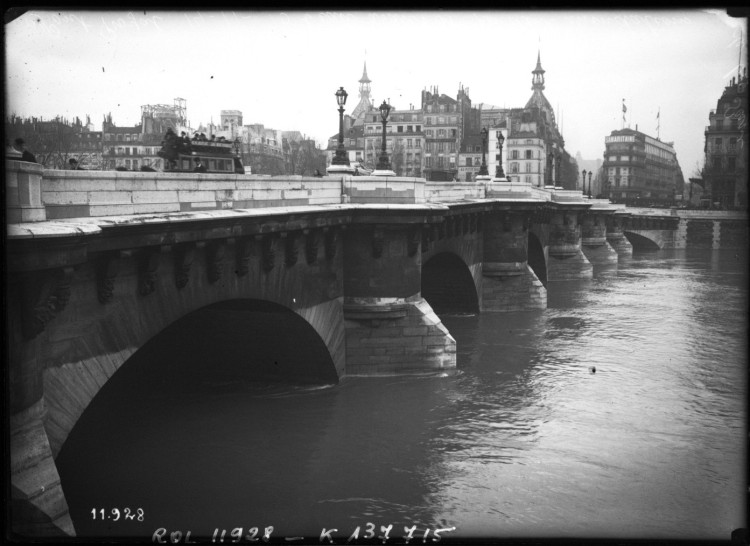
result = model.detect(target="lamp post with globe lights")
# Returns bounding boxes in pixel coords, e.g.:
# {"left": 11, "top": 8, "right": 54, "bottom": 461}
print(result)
{"left": 327, "top": 87, "right": 357, "bottom": 175}
{"left": 373, "top": 100, "right": 396, "bottom": 176}
{"left": 495, "top": 130, "right": 505, "bottom": 179}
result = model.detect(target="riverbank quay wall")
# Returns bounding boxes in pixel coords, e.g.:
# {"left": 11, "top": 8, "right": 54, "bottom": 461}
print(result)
{"left": 5, "top": 161, "right": 744, "bottom": 538}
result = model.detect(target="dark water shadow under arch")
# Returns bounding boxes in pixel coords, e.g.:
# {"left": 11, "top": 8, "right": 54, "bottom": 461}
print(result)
{"left": 421, "top": 252, "right": 479, "bottom": 314}
{"left": 56, "top": 298, "right": 340, "bottom": 538}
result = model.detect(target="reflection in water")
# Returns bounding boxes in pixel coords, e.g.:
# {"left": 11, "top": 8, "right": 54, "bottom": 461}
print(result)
{"left": 57, "top": 250, "right": 746, "bottom": 540}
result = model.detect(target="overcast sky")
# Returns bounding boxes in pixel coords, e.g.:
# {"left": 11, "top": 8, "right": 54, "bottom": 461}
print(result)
{"left": 5, "top": 9, "right": 747, "bottom": 173}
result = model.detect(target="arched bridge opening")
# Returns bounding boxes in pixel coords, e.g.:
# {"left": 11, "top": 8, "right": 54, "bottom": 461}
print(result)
{"left": 527, "top": 231, "right": 547, "bottom": 286}
{"left": 55, "top": 298, "right": 338, "bottom": 537}
{"left": 624, "top": 231, "right": 662, "bottom": 251}
{"left": 421, "top": 252, "right": 479, "bottom": 314}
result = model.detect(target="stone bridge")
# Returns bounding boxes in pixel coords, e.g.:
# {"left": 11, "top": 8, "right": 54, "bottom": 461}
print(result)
{"left": 5, "top": 160, "right": 747, "bottom": 538}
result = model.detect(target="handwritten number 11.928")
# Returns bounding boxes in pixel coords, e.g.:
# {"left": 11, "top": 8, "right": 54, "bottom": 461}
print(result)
{"left": 91, "top": 508, "right": 145, "bottom": 521}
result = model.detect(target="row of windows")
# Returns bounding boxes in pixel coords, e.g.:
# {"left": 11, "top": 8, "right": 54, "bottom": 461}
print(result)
{"left": 364, "top": 138, "right": 423, "bottom": 149}
{"left": 710, "top": 156, "right": 739, "bottom": 170}
{"left": 425, "top": 156, "right": 457, "bottom": 167}
{"left": 104, "top": 133, "right": 141, "bottom": 142}
{"left": 425, "top": 104, "right": 458, "bottom": 113}
{"left": 510, "top": 149, "right": 538, "bottom": 159}
{"left": 425, "top": 116, "right": 458, "bottom": 125}
{"left": 508, "top": 162, "right": 540, "bottom": 174}
{"left": 425, "top": 128, "right": 457, "bottom": 139}
{"left": 710, "top": 117, "right": 740, "bottom": 130}
{"left": 427, "top": 142, "right": 457, "bottom": 153}
{"left": 365, "top": 124, "right": 423, "bottom": 133}
{"left": 711, "top": 137, "right": 739, "bottom": 151}
{"left": 370, "top": 113, "right": 421, "bottom": 123}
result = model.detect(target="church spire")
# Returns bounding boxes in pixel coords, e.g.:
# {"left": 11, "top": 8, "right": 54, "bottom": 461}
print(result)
{"left": 532, "top": 50, "right": 545, "bottom": 91}
{"left": 351, "top": 61, "right": 373, "bottom": 120}
{"left": 360, "top": 61, "right": 371, "bottom": 84}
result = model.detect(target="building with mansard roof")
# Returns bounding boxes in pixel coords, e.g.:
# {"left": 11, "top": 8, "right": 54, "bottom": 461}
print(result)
{"left": 702, "top": 68, "right": 748, "bottom": 209}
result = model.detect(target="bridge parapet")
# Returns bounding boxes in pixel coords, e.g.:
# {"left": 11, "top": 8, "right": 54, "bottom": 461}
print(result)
{"left": 6, "top": 160, "right": 46, "bottom": 223}
{"left": 38, "top": 169, "right": 345, "bottom": 219}
{"left": 425, "top": 180, "right": 485, "bottom": 201}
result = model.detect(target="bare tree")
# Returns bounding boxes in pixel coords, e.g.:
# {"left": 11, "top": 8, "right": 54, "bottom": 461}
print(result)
{"left": 391, "top": 139, "right": 406, "bottom": 176}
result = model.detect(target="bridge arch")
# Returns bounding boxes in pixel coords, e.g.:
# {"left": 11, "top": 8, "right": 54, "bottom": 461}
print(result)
{"left": 41, "top": 273, "right": 345, "bottom": 461}
{"left": 53, "top": 297, "right": 339, "bottom": 536}
{"left": 421, "top": 251, "right": 480, "bottom": 313}
{"left": 527, "top": 231, "right": 547, "bottom": 286}
{"left": 623, "top": 230, "right": 662, "bottom": 251}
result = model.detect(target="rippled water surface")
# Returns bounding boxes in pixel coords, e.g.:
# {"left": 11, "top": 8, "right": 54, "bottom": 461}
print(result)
{"left": 58, "top": 249, "right": 747, "bottom": 540}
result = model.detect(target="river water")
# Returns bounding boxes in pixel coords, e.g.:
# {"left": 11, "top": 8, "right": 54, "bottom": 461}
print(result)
{"left": 57, "top": 249, "right": 747, "bottom": 542}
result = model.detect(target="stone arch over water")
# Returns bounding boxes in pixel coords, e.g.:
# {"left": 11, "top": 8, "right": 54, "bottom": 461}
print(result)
{"left": 42, "top": 295, "right": 344, "bottom": 461}
{"left": 421, "top": 252, "right": 480, "bottom": 314}
{"left": 623, "top": 230, "right": 663, "bottom": 251}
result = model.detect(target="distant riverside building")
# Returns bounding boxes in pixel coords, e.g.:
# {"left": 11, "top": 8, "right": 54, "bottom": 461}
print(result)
{"left": 102, "top": 99, "right": 190, "bottom": 170}
{"left": 601, "top": 128, "right": 681, "bottom": 206}
{"left": 702, "top": 69, "right": 748, "bottom": 209}
{"left": 6, "top": 114, "right": 103, "bottom": 169}
{"left": 363, "top": 108, "right": 424, "bottom": 176}
{"left": 507, "top": 131, "right": 545, "bottom": 185}
{"left": 458, "top": 131, "right": 482, "bottom": 182}
{"left": 422, "top": 87, "right": 460, "bottom": 181}
{"left": 326, "top": 53, "right": 573, "bottom": 184}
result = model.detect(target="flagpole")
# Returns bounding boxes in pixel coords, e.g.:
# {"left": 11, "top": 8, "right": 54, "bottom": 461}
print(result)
{"left": 657, "top": 107, "right": 660, "bottom": 140}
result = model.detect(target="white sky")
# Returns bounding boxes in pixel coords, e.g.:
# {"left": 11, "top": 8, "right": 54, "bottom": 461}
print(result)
{"left": 5, "top": 9, "right": 747, "bottom": 173}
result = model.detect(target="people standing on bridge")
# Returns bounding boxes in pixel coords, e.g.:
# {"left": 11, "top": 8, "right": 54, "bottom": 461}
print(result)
{"left": 178, "top": 131, "right": 192, "bottom": 155}
{"left": 193, "top": 157, "right": 207, "bottom": 173}
{"left": 13, "top": 138, "right": 37, "bottom": 163}
{"left": 160, "top": 129, "right": 179, "bottom": 170}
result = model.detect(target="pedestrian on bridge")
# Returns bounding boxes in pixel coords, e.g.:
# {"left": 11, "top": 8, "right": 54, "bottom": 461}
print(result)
{"left": 13, "top": 138, "right": 37, "bottom": 163}
{"left": 193, "top": 157, "right": 207, "bottom": 173}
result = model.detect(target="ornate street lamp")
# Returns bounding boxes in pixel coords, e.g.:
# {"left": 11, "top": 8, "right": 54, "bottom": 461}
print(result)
{"left": 582, "top": 169, "right": 587, "bottom": 193}
{"left": 331, "top": 87, "right": 350, "bottom": 167}
{"left": 588, "top": 171, "right": 593, "bottom": 198}
{"left": 375, "top": 99, "right": 392, "bottom": 172}
{"left": 478, "top": 127, "right": 489, "bottom": 176}
{"left": 495, "top": 130, "right": 505, "bottom": 179}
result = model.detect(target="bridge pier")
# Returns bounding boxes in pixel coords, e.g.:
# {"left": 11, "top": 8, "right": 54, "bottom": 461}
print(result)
{"left": 481, "top": 210, "right": 546, "bottom": 311}
{"left": 546, "top": 209, "right": 593, "bottom": 280}
{"left": 343, "top": 224, "right": 455, "bottom": 374}
{"left": 580, "top": 211, "right": 618, "bottom": 265}
{"left": 606, "top": 213, "right": 634, "bottom": 255}
{"left": 10, "top": 400, "right": 76, "bottom": 537}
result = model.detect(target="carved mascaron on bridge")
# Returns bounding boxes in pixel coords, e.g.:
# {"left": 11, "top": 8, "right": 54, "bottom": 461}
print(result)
{"left": 4, "top": 160, "right": 748, "bottom": 538}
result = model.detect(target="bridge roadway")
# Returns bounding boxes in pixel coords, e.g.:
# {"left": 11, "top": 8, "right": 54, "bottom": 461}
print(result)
{"left": 5, "top": 160, "right": 748, "bottom": 537}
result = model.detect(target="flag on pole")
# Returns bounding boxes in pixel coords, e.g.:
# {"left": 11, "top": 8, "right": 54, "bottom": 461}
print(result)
{"left": 622, "top": 99, "right": 627, "bottom": 114}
